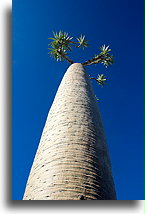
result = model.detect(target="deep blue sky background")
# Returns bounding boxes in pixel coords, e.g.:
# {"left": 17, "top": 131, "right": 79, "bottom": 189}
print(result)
{"left": 12, "top": 0, "right": 143, "bottom": 200}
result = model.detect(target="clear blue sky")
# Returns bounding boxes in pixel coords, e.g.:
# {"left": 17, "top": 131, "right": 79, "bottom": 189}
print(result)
{"left": 12, "top": 0, "right": 143, "bottom": 200}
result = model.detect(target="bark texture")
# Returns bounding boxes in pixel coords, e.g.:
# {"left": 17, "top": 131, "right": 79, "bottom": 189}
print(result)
{"left": 23, "top": 63, "right": 116, "bottom": 200}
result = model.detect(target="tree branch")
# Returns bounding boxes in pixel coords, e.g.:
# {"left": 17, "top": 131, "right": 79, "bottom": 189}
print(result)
{"left": 82, "top": 55, "right": 104, "bottom": 66}
{"left": 57, "top": 50, "right": 74, "bottom": 64}
{"left": 89, "top": 77, "right": 99, "bottom": 83}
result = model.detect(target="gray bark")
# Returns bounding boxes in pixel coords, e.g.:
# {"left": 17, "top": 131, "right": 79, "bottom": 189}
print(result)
{"left": 23, "top": 63, "right": 116, "bottom": 200}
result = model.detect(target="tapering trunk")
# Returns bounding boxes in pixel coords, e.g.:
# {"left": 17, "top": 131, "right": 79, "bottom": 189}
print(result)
{"left": 23, "top": 63, "right": 116, "bottom": 200}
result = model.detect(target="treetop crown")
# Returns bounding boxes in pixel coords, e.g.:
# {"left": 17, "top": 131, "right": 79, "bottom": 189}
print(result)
{"left": 48, "top": 30, "right": 114, "bottom": 88}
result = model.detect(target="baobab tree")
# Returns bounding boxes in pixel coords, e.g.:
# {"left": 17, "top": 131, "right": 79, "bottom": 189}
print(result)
{"left": 23, "top": 31, "right": 116, "bottom": 200}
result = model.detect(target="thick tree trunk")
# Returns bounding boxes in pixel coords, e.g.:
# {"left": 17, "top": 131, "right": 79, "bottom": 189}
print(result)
{"left": 23, "top": 63, "right": 116, "bottom": 200}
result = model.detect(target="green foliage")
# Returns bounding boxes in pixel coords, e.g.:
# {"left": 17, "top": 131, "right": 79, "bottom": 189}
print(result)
{"left": 99, "top": 44, "right": 111, "bottom": 54}
{"left": 76, "top": 35, "right": 89, "bottom": 49}
{"left": 96, "top": 74, "right": 107, "bottom": 86}
{"left": 48, "top": 31, "right": 73, "bottom": 61}
{"left": 99, "top": 45, "right": 114, "bottom": 68}
{"left": 48, "top": 30, "right": 114, "bottom": 90}
{"left": 48, "top": 30, "right": 114, "bottom": 68}
{"left": 90, "top": 74, "right": 107, "bottom": 87}
{"left": 84, "top": 45, "right": 114, "bottom": 67}
{"left": 48, "top": 31, "right": 89, "bottom": 62}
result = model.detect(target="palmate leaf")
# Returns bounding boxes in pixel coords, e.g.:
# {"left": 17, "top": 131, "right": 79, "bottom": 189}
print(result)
{"left": 52, "top": 31, "right": 73, "bottom": 51}
{"left": 53, "top": 31, "right": 73, "bottom": 41}
{"left": 96, "top": 74, "right": 107, "bottom": 86}
{"left": 90, "top": 74, "right": 107, "bottom": 87}
{"left": 48, "top": 31, "right": 73, "bottom": 61}
{"left": 99, "top": 44, "right": 111, "bottom": 54}
{"left": 76, "top": 35, "right": 89, "bottom": 49}
{"left": 101, "top": 54, "right": 114, "bottom": 68}
{"left": 98, "top": 45, "right": 114, "bottom": 68}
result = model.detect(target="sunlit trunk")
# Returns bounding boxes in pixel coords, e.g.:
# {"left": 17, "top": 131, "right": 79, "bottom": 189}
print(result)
{"left": 23, "top": 63, "right": 116, "bottom": 200}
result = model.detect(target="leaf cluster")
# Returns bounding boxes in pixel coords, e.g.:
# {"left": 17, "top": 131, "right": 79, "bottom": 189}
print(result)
{"left": 99, "top": 45, "right": 114, "bottom": 68}
{"left": 48, "top": 31, "right": 73, "bottom": 61}
{"left": 90, "top": 74, "right": 107, "bottom": 87}
{"left": 48, "top": 31, "right": 89, "bottom": 61}
{"left": 48, "top": 30, "right": 114, "bottom": 89}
